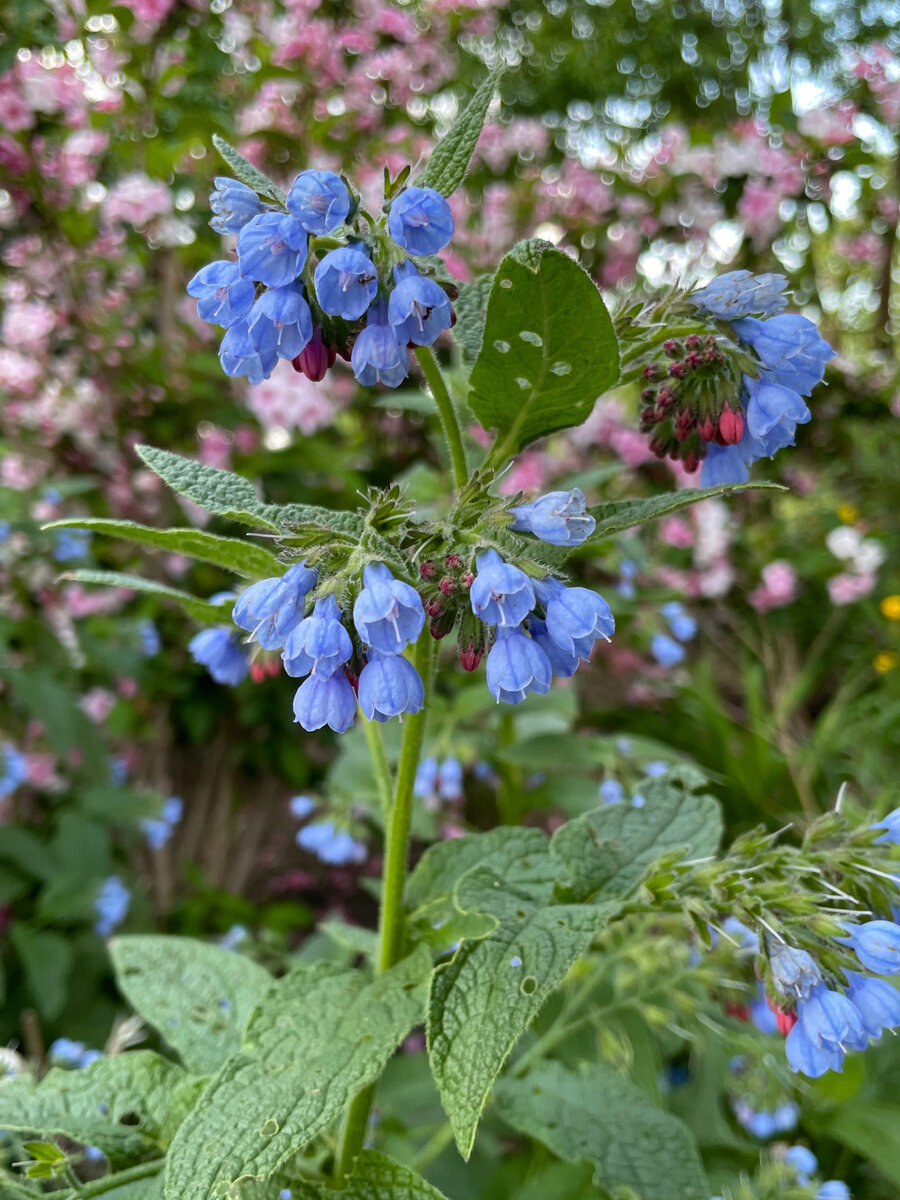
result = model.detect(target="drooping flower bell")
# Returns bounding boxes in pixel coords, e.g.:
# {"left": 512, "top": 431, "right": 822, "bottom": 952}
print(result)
{"left": 353, "top": 562, "right": 425, "bottom": 655}
{"left": 357, "top": 650, "right": 425, "bottom": 722}
{"left": 232, "top": 562, "right": 316, "bottom": 650}
{"left": 287, "top": 169, "right": 350, "bottom": 236}
{"left": 247, "top": 285, "right": 313, "bottom": 361}
{"left": 689, "top": 270, "right": 789, "bottom": 320}
{"left": 292, "top": 671, "right": 356, "bottom": 733}
{"left": 188, "top": 627, "right": 250, "bottom": 686}
{"left": 470, "top": 550, "right": 536, "bottom": 628}
{"left": 210, "top": 177, "right": 266, "bottom": 235}
{"left": 187, "top": 261, "right": 255, "bottom": 328}
{"left": 351, "top": 300, "right": 410, "bottom": 388}
{"left": 534, "top": 576, "right": 615, "bottom": 656}
{"left": 282, "top": 594, "right": 353, "bottom": 678}
{"left": 387, "top": 186, "right": 454, "bottom": 256}
{"left": 387, "top": 261, "right": 453, "bottom": 346}
{"left": 485, "top": 626, "right": 552, "bottom": 705}
{"left": 314, "top": 246, "right": 379, "bottom": 321}
{"left": 237, "top": 212, "right": 308, "bottom": 288}
{"left": 509, "top": 488, "right": 596, "bottom": 547}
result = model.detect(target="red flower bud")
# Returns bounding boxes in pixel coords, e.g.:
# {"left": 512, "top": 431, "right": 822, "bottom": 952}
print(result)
{"left": 250, "top": 663, "right": 267, "bottom": 684}
{"left": 419, "top": 561, "right": 436, "bottom": 579}
{"left": 642, "top": 363, "right": 662, "bottom": 381}
{"left": 445, "top": 553, "right": 462, "bottom": 569}
{"left": 459, "top": 639, "right": 484, "bottom": 671}
{"left": 641, "top": 387, "right": 656, "bottom": 403}
{"left": 685, "top": 334, "right": 701, "bottom": 350}
{"left": 697, "top": 413, "right": 716, "bottom": 442}
{"left": 656, "top": 386, "right": 676, "bottom": 409}
{"left": 724, "top": 1001, "right": 750, "bottom": 1022}
{"left": 685, "top": 351, "right": 703, "bottom": 369}
{"left": 292, "top": 328, "right": 336, "bottom": 381}
{"left": 682, "top": 450, "right": 700, "bottom": 473}
{"left": 461, "top": 571, "right": 474, "bottom": 588}
{"left": 344, "top": 667, "right": 359, "bottom": 694}
{"left": 674, "top": 408, "right": 695, "bottom": 441}
{"left": 668, "top": 361, "right": 687, "bottom": 379}
{"left": 426, "top": 598, "right": 443, "bottom": 619}
{"left": 663, "top": 338, "right": 681, "bottom": 357}
{"left": 438, "top": 577, "right": 456, "bottom": 595}
{"left": 718, "top": 404, "right": 743, "bottom": 445}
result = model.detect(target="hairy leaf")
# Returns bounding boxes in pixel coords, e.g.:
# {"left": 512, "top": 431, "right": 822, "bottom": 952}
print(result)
{"left": 426, "top": 833, "right": 619, "bottom": 1157}
{"left": 291, "top": 1151, "right": 451, "bottom": 1200}
{"left": 495, "top": 1060, "right": 709, "bottom": 1200}
{"left": 550, "top": 770, "right": 722, "bottom": 901}
{"left": 45, "top": 519, "right": 281, "bottom": 578}
{"left": 420, "top": 68, "right": 503, "bottom": 196}
{"left": 61, "top": 570, "right": 230, "bottom": 625}
{"left": 582, "top": 482, "right": 787, "bottom": 544}
{"left": 452, "top": 273, "right": 493, "bottom": 365}
{"left": 211, "top": 135, "right": 287, "bottom": 205}
{"left": 164, "top": 950, "right": 431, "bottom": 1200}
{"left": 9, "top": 927, "right": 73, "bottom": 1021}
{"left": 0, "top": 1052, "right": 201, "bottom": 1161}
{"left": 136, "top": 445, "right": 364, "bottom": 538}
{"left": 110, "top": 935, "right": 273, "bottom": 1076}
{"left": 470, "top": 243, "right": 619, "bottom": 459}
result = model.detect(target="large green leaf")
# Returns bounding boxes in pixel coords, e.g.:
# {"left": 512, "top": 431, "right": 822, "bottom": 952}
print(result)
{"left": 0, "top": 1052, "right": 200, "bottom": 1161}
{"left": 62, "top": 570, "right": 230, "bottom": 625}
{"left": 494, "top": 1060, "right": 709, "bottom": 1200}
{"left": 550, "top": 770, "right": 722, "bottom": 902}
{"left": 45, "top": 519, "right": 281, "bottom": 578}
{"left": 470, "top": 241, "right": 618, "bottom": 460}
{"left": 110, "top": 936, "right": 273, "bottom": 1076}
{"left": 810, "top": 1102, "right": 900, "bottom": 1188}
{"left": 9, "top": 926, "right": 73, "bottom": 1021}
{"left": 426, "top": 834, "right": 619, "bottom": 1157}
{"left": 289, "top": 1151, "right": 451, "bottom": 1200}
{"left": 420, "top": 68, "right": 503, "bottom": 197}
{"left": 136, "top": 445, "right": 364, "bottom": 537}
{"left": 164, "top": 950, "right": 431, "bottom": 1200}
{"left": 581, "top": 482, "right": 786, "bottom": 544}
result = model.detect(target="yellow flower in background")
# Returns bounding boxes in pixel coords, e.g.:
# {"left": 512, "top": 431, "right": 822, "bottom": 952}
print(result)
{"left": 881, "top": 595, "right": 900, "bottom": 621}
{"left": 874, "top": 652, "right": 898, "bottom": 674}
{"left": 837, "top": 504, "right": 859, "bottom": 525}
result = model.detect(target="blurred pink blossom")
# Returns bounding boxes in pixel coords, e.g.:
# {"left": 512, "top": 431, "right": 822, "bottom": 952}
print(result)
{"left": 749, "top": 560, "right": 798, "bottom": 612}
{"left": 828, "top": 572, "right": 877, "bottom": 606}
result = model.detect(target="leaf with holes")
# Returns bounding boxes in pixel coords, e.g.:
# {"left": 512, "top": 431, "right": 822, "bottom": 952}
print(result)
{"left": 426, "top": 832, "right": 620, "bottom": 1157}
{"left": 61, "top": 571, "right": 231, "bottom": 626}
{"left": 0, "top": 1052, "right": 202, "bottom": 1162}
{"left": 110, "top": 936, "right": 273, "bottom": 1076}
{"left": 212, "top": 135, "right": 286, "bottom": 205}
{"left": 136, "top": 445, "right": 365, "bottom": 538}
{"left": 164, "top": 949, "right": 431, "bottom": 1200}
{"left": 550, "top": 769, "right": 722, "bottom": 902}
{"left": 420, "top": 68, "right": 503, "bottom": 197}
{"left": 45, "top": 520, "right": 281, "bottom": 578}
{"left": 470, "top": 242, "right": 618, "bottom": 461}
{"left": 495, "top": 1060, "right": 709, "bottom": 1200}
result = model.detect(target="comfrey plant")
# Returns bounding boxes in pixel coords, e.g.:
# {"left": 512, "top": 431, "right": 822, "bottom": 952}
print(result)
{"left": 24, "top": 77, "right": 885, "bottom": 1200}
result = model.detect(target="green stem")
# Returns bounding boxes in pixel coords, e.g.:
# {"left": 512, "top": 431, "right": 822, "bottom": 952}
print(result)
{"left": 334, "top": 634, "right": 436, "bottom": 1178}
{"left": 79, "top": 1161, "right": 164, "bottom": 1198}
{"left": 413, "top": 345, "right": 468, "bottom": 492}
{"left": 360, "top": 716, "right": 393, "bottom": 817}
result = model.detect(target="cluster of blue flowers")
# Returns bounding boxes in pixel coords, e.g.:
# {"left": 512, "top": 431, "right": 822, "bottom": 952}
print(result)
{"left": 414, "top": 756, "right": 464, "bottom": 803}
{"left": 651, "top": 600, "right": 697, "bottom": 668}
{"left": 688, "top": 270, "right": 835, "bottom": 486}
{"left": 288, "top": 794, "right": 367, "bottom": 865}
{"left": 139, "top": 795, "right": 183, "bottom": 851}
{"left": 0, "top": 743, "right": 28, "bottom": 800}
{"left": 93, "top": 875, "right": 130, "bottom": 938}
{"left": 599, "top": 761, "right": 670, "bottom": 808}
{"left": 189, "top": 169, "right": 454, "bottom": 388}
{"left": 48, "top": 1038, "right": 103, "bottom": 1069}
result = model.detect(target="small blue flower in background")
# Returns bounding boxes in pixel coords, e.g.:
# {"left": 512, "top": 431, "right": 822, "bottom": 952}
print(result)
{"left": 631, "top": 793, "right": 645, "bottom": 808}
{"left": 358, "top": 651, "right": 425, "bottom": 722}
{"left": 873, "top": 806, "right": 900, "bottom": 844}
{"left": 732, "top": 314, "right": 836, "bottom": 396}
{"left": 770, "top": 943, "right": 822, "bottom": 1000}
{"left": 279, "top": 1191, "right": 293, "bottom": 1200}
{"left": 722, "top": 917, "right": 758, "bottom": 950}
{"left": 218, "top": 318, "right": 278, "bottom": 384}
{"left": 353, "top": 563, "right": 425, "bottom": 655}
{"left": 689, "top": 270, "right": 788, "bottom": 319}
{"left": 219, "top": 924, "right": 248, "bottom": 950}
{"left": 816, "top": 1184, "right": 851, "bottom": 1200}
{"left": 644, "top": 761, "right": 669, "bottom": 778}
{"left": 282, "top": 595, "right": 353, "bottom": 678}
{"left": 94, "top": 875, "right": 130, "bottom": 938}
{"left": 188, "top": 628, "right": 250, "bottom": 686}
{"left": 233, "top": 563, "right": 316, "bottom": 652}
{"left": 187, "top": 260, "right": 256, "bottom": 328}
{"left": 749, "top": 984, "right": 779, "bottom": 1034}
{"left": 617, "top": 559, "right": 637, "bottom": 600}
{"left": 509, "top": 488, "right": 596, "bottom": 547}
{"left": 49, "top": 1038, "right": 87, "bottom": 1067}
{"left": 387, "top": 261, "right": 452, "bottom": 346}
{"left": 0, "top": 519, "right": 12, "bottom": 544}
{"left": 0, "top": 744, "right": 28, "bottom": 799}
{"left": 83, "top": 1145, "right": 106, "bottom": 1163}
{"left": 296, "top": 820, "right": 366, "bottom": 865}
{"left": 351, "top": 301, "right": 410, "bottom": 388}
{"left": 414, "top": 756, "right": 439, "bottom": 799}
{"left": 485, "top": 626, "right": 552, "bottom": 705}
{"left": 140, "top": 795, "right": 182, "bottom": 851}
{"left": 471, "top": 550, "right": 536, "bottom": 628}
{"left": 660, "top": 602, "right": 697, "bottom": 643}
{"left": 437, "top": 757, "right": 463, "bottom": 801}
{"left": 651, "top": 633, "right": 685, "bottom": 668}
{"left": 839, "top": 920, "right": 900, "bottom": 975}
{"left": 599, "top": 778, "right": 624, "bottom": 805}
{"left": 844, "top": 971, "right": 900, "bottom": 1039}
{"left": 293, "top": 671, "right": 356, "bottom": 733}
{"left": 237, "top": 211, "right": 308, "bottom": 287}
{"left": 535, "top": 577, "right": 614, "bottom": 657}
{"left": 784, "top": 1145, "right": 818, "bottom": 1184}
{"left": 210, "top": 177, "right": 266, "bottom": 234}
{"left": 289, "top": 795, "right": 316, "bottom": 820}
{"left": 53, "top": 528, "right": 91, "bottom": 563}
{"left": 286, "top": 169, "right": 350, "bottom": 235}
{"left": 248, "top": 285, "right": 313, "bottom": 361}
{"left": 528, "top": 615, "right": 580, "bottom": 677}
{"left": 387, "top": 186, "right": 454, "bottom": 256}
{"left": 109, "top": 756, "right": 128, "bottom": 786}
{"left": 138, "top": 619, "right": 160, "bottom": 657}
{"left": 314, "top": 246, "right": 379, "bottom": 320}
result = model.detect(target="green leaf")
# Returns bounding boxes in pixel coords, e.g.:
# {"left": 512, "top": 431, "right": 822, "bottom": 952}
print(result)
{"left": 494, "top": 1060, "right": 709, "bottom": 1200}
{"left": 426, "top": 833, "right": 619, "bottom": 1157}
{"left": 810, "top": 1102, "right": 900, "bottom": 1188}
{"left": 22, "top": 1141, "right": 65, "bottom": 1163}
{"left": 582, "top": 482, "right": 787, "bottom": 544}
{"left": 164, "top": 950, "right": 431, "bottom": 1200}
{"left": 469, "top": 242, "right": 619, "bottom": 459}
{"left": 550, "top": 769, "right": 722, "bottom": 902}
{"left": 211, "top": 135, "right": 287, "bottom": 205}
{"left": 45, "top": 519, "right": 281, "bottom": 578}
{"left": 296, "top": 1151, "right": 451, "bottom": 1200}
{"left": 0, "top": 1052, "right": 201, "bottom": 1161}
{"left": 419, "top": 68, "right": 503, "bottom": 196}
{"left": 135, "top": 445, "right": 364, "bottom": 538}
{"left": 61, "top": 571, "right": 230, "bottom": 626}
{"left": 110, "top": 935, "right": 273, "bottom": 1076}
{"left": 9, "top": 926, "right": 73, "bottom": 1021}
{"left": 452, "top": 273, "right": 493, "bottom": 365}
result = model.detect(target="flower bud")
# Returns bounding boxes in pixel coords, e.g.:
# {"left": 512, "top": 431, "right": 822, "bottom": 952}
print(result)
{"left": 668, "top": 360, "right": 687, "bottom": 379}
{"left": 293, "top": 328, "right": 336, "bottom": 381}
{"left": 663, "top": 338, "right": 681, "bottom": 357}
{"left": 445, "top": 553, "right": 463, "bottom": 569}
{"left": 458, "top": 609, "right": 486, "bottom": 670}
{"left": 419, "top": 561, "right": 436, "bottom": 579}
{"left": 697, "top": 413, "right": 716, "bottom": 442}
{"left": 718, "top": 404, "right": 744, "bottom": 445}
{"left": 439, "top": 577, "right": 456, "bottom": 595}
{"left": 674, "top": 408, "right": 695, "bottom": 441}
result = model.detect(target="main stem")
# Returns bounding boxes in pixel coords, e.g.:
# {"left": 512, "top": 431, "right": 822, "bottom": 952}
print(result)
{"left": 413, "top": 345, "right": 468, "bottom": 492}
{"left": 334, "top": 633, "right": 436, "bottom": 1178}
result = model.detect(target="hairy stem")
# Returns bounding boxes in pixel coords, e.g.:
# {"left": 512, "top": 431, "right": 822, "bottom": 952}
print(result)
{"left": 413, "top": 345, "right": 468, "bottom": 492}
{"left": 334, "top": 633, "right": 436, "bottom": 1177}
